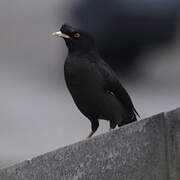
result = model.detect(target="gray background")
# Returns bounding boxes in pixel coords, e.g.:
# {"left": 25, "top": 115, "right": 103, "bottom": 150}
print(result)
{"left": 0, "top": 0, "right": 180, "bottom": 168}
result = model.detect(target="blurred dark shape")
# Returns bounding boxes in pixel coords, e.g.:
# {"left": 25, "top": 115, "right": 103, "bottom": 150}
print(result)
{"left": 73, "top": 0, "right": 180, "bottom": 75}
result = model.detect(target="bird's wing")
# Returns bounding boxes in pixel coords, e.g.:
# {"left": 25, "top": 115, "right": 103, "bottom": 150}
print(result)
{"left": 97, "top": 59, "right": 140, "bottom": 118}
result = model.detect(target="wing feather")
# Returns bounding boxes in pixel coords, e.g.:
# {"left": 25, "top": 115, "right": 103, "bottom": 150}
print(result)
{"left": 97, "top": 59, "right": 140, "bottom": 118}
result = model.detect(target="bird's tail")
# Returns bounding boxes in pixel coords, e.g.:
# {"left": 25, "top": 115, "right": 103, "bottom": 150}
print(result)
{"left": 118, "top": 108, "right": 140, "bottom": 127}
{"left": 118, "top": 113, "right": 137, "bottom": 127}
{"left": 133, "top": 107, "right": 141, "bottom": 119}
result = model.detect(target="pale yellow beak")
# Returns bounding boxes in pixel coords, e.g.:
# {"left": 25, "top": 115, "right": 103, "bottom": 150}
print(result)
{"left": 52, "top": 31, "right": 70, "bottom": 39}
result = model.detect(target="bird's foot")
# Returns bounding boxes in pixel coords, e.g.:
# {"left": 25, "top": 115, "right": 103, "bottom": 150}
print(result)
{"left": 86, "top": 131, "right": 95, "bottom": 139}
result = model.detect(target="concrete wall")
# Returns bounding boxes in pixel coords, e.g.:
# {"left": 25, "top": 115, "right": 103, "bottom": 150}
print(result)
{"left": 0, "top": 108, "right": 180, "bottom": 180}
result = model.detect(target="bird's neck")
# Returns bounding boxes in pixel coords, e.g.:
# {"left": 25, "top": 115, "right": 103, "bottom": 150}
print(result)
{"left": 68, "top": 48, "right": 99, "bottom": 58}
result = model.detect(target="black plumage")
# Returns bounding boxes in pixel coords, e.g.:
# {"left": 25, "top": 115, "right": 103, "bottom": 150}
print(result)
{"left": 52, "top": 24, "right": 140, "bottom": 138}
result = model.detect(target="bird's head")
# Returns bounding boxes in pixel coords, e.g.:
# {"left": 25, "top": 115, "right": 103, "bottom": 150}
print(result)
{"left": 52, "top": 24, "right": 96, "bottom": 53}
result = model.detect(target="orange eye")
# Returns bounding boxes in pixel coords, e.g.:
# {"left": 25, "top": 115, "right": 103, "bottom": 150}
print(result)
{"left": 74, "top": 33, "right": 80, "bottom": 38}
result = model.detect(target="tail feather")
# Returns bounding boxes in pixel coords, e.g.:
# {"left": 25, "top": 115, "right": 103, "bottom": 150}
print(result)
{"left": 133, "top": 108, "right": 140, "bottom": 119}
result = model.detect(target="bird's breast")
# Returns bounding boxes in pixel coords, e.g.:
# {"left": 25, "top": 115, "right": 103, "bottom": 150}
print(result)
{"left": 64, "top": 59, "right": 105, "bottom": 102}
{"left": 65, "top": 60, "right": 103, "bottom": 87}
{"left": 66, "top": 70, "right": 103, "bottom": 94}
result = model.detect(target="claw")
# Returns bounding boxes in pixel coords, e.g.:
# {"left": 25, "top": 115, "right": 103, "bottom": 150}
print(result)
{"left": 86, "top": 131, "right": 95, "bottom": 139}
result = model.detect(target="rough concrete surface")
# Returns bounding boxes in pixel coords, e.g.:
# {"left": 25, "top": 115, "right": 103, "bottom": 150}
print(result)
{"left": 0, "top": 108, "right": 180, "bottom": 180}
{"left": 165, "top": 108, "right": 180, "bottom": 180}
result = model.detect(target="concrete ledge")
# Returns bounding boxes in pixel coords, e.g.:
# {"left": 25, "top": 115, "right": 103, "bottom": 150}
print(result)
{"left": 0, "top": 108, "right": 180, "bottom": 180}
{"left": 165, "top": 109, "right": 180, "bottom": 180}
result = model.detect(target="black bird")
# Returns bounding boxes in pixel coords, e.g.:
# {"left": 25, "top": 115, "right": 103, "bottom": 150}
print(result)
{"left": 52, "top": 24, "right": 140, "bottom": 138}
